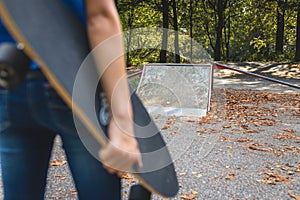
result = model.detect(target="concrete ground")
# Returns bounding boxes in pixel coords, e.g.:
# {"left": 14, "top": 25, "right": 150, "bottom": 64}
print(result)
{"left": 0, "top": 62, "right": 299, "bottom": 199}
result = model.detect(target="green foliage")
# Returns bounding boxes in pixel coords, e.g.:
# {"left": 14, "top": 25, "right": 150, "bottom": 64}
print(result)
{"left": 250, "top": 37, "right": 267, "bottom": 52}
{"left": 117, "top": 0, "right": 300, "bottom": 66}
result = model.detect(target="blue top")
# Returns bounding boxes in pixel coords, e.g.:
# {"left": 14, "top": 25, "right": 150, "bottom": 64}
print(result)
{"left": 61, "top": 0, "right": 86, "bottom": 24}
{"left": 0, "top": 21, "right": 14, "bottom": 43}
{"left": 0, "top": 0, "right": 86, "bottom": 69}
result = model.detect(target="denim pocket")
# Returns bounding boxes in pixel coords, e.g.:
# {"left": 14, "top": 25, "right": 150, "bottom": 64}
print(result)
{"left": 45, "top": 86, "right": 77, "bottom": 136}
{"left": 0, "top": 89, "right": 11, "bottom": 132}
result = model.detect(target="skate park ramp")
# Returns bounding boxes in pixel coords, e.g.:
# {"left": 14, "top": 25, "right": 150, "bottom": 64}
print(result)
{"left": 135, "top": 64, "right": 213, "bottom": 117}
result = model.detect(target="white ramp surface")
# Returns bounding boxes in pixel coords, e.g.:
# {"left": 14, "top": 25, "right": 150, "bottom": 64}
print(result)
{"left": 136, "top": 64, "right": 213, "bottom": 117}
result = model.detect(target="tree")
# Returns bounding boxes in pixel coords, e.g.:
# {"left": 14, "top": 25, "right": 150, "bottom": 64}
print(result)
{"left": 160, "top": 0, "right": 169, "bottom": 63}
{"left": 201, "top": 0, "right": 230, "bottom": 61}
{"left": 189, "top": 0, "right": 193, "bottom": 62}
{"left": 214, "top": 0, "right": 227, "bottom": 60}
{"left": 295, "top": 3, "right": 300, "bottom": 61}
{"left": 115, "top": 0, "right": 299, "bottom": 64}
{"left": 275, "top": 0, "right": 287, "bottom": 53}
{"left": 171, "top": 0, "right": 180, "bottom": 63}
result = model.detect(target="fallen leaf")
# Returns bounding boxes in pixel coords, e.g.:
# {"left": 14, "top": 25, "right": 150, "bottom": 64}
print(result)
{"left": 222, "top": 125, "right": 231, "bottom": 129}
{"left": 186, "top": 119, "right": 196, "bottom": 123}
{"left": 237, "top": 138, "right": 253, "bottom": 143}
{"left": 170, "top": 132, "right": 178, "bottom": 136}
{"left": 227, "top": 152, "right": 234, "bottom": 156}
{"left": 286, "top": 171, "right": 294, "bottom": 175}
{"left": 220, "top": 136, "right": 233, "bottom": 141}
{"left": 225, "top": 173, "right": 236, "bottom": 181}
{"left": 191, "top": 190, "right": 199, "bottom": 195}
{"left": 121, "top": 174, "right": 136, "bottom": 183}
{"left": 248, "top": 145, "right": 272, "bottom": 152}
{"left": 197, "top": 174, "right": 203, "bottom": 178}
{"left": 167, "top": 121, "right": 176, "bottom": 125}
{"left": 70, "top": 189, "right": 78, "bottom": 195}
{"left": 55, "top": 174, "right": 67, "bottom": 180}
{"left": 121, "top": 174, "right": 132, "bottom": 179}
{"left": 180, "top": 193, "right": 197, "bottom": 200}
{"left": 179, "top": 172, "right": 187, "bottom": 176}
{"left": 244, "top": 129, "right": 259, "bottom": 134}
{"left": 197, "top": 129, "right": 219, "bottom": 134}
{"left": 161, "top": 125, "right": 170, "bottom": 130}
{"left": 283, "top": 129, "right": 296, "bottom": 133}
{"left": 273, "top": 133, "right": 300, "bottom": 140}
{"left": 275, "top": 164, "right": 282, "bottom": 168}
{"left": 50, "top": 160, "right": 67, "bottom": 167}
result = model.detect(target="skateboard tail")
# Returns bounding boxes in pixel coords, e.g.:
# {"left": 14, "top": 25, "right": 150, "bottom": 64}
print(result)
{"left": 134, "top": 169, "right": 179, "bottom": 198}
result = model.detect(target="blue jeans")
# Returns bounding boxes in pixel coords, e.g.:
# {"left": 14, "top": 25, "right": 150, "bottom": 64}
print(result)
{"left": 0, "top": 70, "right": 121, "bottom": 200}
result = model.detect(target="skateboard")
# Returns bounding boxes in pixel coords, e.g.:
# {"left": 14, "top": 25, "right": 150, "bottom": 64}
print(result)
{"left": 0, "top": 0, "right": 179, "bottom": 199}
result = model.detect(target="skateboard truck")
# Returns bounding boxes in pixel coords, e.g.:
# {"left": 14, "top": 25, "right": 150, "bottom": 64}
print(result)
{"left": 98, "top": 92, "right": 110, "bottom": 126}
{"left": 0, "top": 43, "right": 31, "bottom": 89}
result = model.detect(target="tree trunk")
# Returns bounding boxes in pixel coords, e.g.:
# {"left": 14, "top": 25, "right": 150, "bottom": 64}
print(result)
{"left": 275, "top": 0, "right": 285, "bottom": 53}
{"left": 224, "top": 1, "right": 231, "bottom": 60}
{"left": 189, "top": 0, "right": 193, "bottom": 62}
{"left": 295, "top": 3, "right": 300, "bottom": 61}
{"left": 126, "top": 0, "right": 135, "bottom": 66}
{"left": 160, "top": 0, "right": 169, "bottom": 63}
{"left": 215, "top": 0, "right": 225, "bottom": 61}
{"left": 172, "top": 0, "right": 180, "bottom": 63}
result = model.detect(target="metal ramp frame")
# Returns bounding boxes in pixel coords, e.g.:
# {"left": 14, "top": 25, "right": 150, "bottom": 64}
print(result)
{"left": 133, "top": 63, "right": 213, "bottom": 117}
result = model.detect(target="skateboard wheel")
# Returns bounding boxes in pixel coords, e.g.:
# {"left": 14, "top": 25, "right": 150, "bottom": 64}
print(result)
{"left": 98, "top": 92, "right": 110, "bottom": 126}
{"left": 128, "top": 184, "right": 151, "bottom": 200}
{"left": 0, "top": 43, "right": 31, "bottom": 89}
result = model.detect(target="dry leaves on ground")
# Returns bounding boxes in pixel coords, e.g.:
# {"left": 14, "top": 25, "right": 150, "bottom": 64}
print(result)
{"left": 121, "top": 174, "right": 136, "bottom": 183}
{"left": 273, "top": 133, "right": 300, "bottom": 141}
{"left": 257, "top": 163, "right": 299, "bottom": 185}
{"left": 70, "top": 189, "right": 78, "bottom": 195}
{"left": 50, "top": 160, "right": 67, "bottom": 167}
{"left": 248, "top": 143, "right": 300, "bottom": 156}
{"left": 207, "top": 89, "right": 300, "bottom": 129}
{"left": 180, "top": 192, "right": 197, "bottom": 200}
{"left": 258, "top": 171, "right": 291, "bottom": 185}
{"left": 225, "top": 173, "right": 236, "bottom": 181}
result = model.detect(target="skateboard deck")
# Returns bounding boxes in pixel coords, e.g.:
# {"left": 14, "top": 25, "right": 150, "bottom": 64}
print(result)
{"left": 0, "top": 0, "right": 179, "bottom": 198}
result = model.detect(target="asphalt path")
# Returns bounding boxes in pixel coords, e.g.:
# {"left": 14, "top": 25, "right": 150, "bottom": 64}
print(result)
{"left": 0, "top": 62, "right": 299, "bottom": 199}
